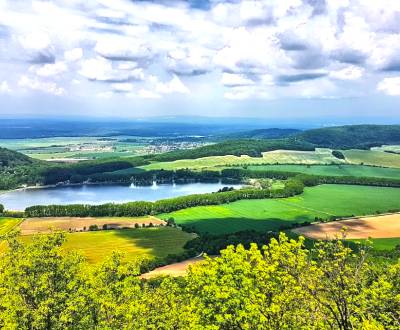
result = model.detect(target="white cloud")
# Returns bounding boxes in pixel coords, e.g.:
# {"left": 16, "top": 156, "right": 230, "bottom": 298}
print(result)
{"left": 18, "top": 75, "right": 65, "bottom": 95}
{"left": 0, "top": 81, "right": 11, "bottom": 93}
{"left": 64, "top": 48, "right": 83, "bottom": 62}
{"left": 221, "top": 73, "right": 254, "bottom": 87}
{"left": 33, "top": 62, "right": 67, "bottom": 77}
{"left": 154, "top": 75, "right": 190, "bottom": 94}
{"left": 112, "top": 83, "right": 133, "bottom": 93}
{"left": 18, "top": 31, "right": 51, "bottom": 50}
{"left": 377, "top": 77, "right": 400, "bottom": 96}
{"left": 79, "top": 57, "right": 144, "bottom": 82}
{"left": 330, "top": 66, "right": 364, "bottom": 80}
{"left": 137, "top": 89, "right": 162, "bottom": 99}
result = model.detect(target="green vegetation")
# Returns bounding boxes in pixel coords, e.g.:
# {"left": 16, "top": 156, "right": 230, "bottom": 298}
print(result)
{"left": 20, "top": 227, "right": 194, "bottom": 263}
{"left": 297, "top": 124, "right": 400, "bottom": 149}
{"left": 160, "top": 185, "right": 400, "bottom": 234}
{"left": 245, "top": 164, "right": 400, "bottom": 179}
{"left": 0, "top": 218, "right": 21, "bottom": 235}
{"left": 343, "top": 149, "right": 400, "bottom": 168}
{"left": 1, "top": 231, "right": 400, "bottom": 329}
{"left": 350, "top": 238, "right": 400, "bottom": 251}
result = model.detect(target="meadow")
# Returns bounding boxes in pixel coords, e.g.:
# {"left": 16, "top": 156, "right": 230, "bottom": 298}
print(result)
{"left": 350, "top": 237, "right": 400, "bottom": 251}
{"left": 141, "top": 149, "right": 343, "bottom": 171}
{"left": 343, "top": 149, "right": 400, "bottom": 168}
{"left": 245, "top": 164, "right": 400, "bottom": 179}
{"left": 20, "top": 227, "right": 195, "bottom": 263}
{"left": 159, "top": 185, "right": 400, "bottom": 234}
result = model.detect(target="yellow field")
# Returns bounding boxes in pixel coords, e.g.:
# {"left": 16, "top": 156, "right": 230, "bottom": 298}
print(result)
{"left": 293, "top": 213, "right": 400, "bottom": 239}
{"left": 20, "top": 216, "right": 165, "bottom": 235}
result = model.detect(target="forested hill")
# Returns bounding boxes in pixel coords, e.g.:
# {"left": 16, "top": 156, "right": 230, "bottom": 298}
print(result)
{"left": 0, "top": 147, "right": 35, "bottom": 167}
{"left": 218, "top": 128, "right": 301, "bottom": 140}
{"left": 297, "top": 125, "right": 400, "bottom": 149}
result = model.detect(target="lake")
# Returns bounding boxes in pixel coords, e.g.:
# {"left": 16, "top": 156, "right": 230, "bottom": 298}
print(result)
{"left": 0, "top": 182, "right": 242, "bottom": 211}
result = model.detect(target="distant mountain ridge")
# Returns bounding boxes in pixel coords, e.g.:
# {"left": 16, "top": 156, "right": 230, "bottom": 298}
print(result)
{"left": 219, "top": 128, "right": 301, "bottom": 140}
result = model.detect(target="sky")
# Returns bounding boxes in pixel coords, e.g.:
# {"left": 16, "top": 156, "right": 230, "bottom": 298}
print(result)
{"left": 0, "top": 0, "right": 399, "bottom": 121}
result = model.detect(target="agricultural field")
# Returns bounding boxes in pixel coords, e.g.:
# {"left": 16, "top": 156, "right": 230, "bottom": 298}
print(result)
{"left": 19, "top": 227, "right": 195, "bottom": 263}
{"left": 20, "top": 216, "right": 165, "bottom": 235}
{"left": 0, "top": 217, "right": 22, "bottom": 235}
{"left": 0, "top": 136, "right": 148, "bottom": 161}
{"left": 343, "top": 149, "right": 400, "bottom": 168}
{"left": 141, "top": 148, "right": 343, "bottom": 171}
{"left": 292, "top": 214, "right": 400, "bottom": 240}
{"left": 245, "top": 164, "right": 400, "bottom": 179}
{"left": 159, "top": 185, "right": 400, "bottom": 234}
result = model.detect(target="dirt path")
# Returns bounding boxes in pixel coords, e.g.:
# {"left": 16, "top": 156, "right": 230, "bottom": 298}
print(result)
{"left": 140, "top": 256, "right": 207, "bottom": 279}
{"left": 293, "top": 213, "right": 400, "bottom": 239}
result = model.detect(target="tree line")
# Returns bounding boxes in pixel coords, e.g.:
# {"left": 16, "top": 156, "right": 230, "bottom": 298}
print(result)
{"left": 0, "top": 231, "right": 399, "bottom": 329}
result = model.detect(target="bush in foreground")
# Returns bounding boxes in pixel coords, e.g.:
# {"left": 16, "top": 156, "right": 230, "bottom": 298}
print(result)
{"left": 0, "top": 232, "right": 399, "bottom": 329}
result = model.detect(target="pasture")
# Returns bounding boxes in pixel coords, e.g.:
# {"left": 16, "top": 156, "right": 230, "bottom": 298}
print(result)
{"left": 245, "top": 164, "right": 400, "bottom": 179}
{"left": 141, "top": 149, "right": 342, "bottom": 171}
{"left": 159, "top": 185, "right": 400, "bottom": 234}
{"left": 350, "top": 238, "right": 400, "bottom": 251}
{"left": 19, "top": 216, "right": 165, "bottom": 235}
{"left": 343, "top": 149, "right": 400, "bottom": 168}
{"left": 292, "top": 214, "right": 400, "bottom": 240}
{"left": 20, "top": 227, "right": 195, "bottom": 263}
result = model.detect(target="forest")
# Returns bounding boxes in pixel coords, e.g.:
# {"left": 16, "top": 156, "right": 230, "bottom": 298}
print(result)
{"left": 0, "top": 231, "right": 399, "bottom": 329}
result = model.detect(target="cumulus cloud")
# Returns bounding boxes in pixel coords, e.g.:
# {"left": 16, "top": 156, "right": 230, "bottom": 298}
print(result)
{"left": 0, "top": 0, "right": 399, "bottom": 103}
{"left": 377, "top": 77, "right": 400, "bottom": 96}
{"left": 18, "top": 75, "right": 65, "bottom": 96}
{"left": 154, "top": 75, "right": 190, "bottom": 94}
{"left": 0, "top": 81, "right": 11, "bottom": 93}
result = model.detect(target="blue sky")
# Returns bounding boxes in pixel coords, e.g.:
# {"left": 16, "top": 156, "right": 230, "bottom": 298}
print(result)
{"left": 0, "top": 0, "right": 399, "bottom": 120}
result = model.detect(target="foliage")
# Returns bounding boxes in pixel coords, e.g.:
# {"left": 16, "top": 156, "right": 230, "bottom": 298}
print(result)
{"left": 1, "top": 232, "right": 400, "bottom": 329}
{"left": 332, "top": 150, "right": 346, "bottom": 159}
{"left": 297, "top": 124, "right": 400, "bottom": 149}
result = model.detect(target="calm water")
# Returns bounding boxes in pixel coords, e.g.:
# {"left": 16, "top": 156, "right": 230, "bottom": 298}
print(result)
{"left": 0, "top": 182, "right": 242, "bottom": 211}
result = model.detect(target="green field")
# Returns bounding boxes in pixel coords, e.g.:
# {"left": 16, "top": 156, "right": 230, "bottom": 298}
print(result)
{"left": 20, "top": 227, "right": 195, "bottom": 263}
{"left": 0, "top": 217, "right": 22, "bottom": 235}
{"left": 343, "top": 150, "right": 400, "bottom": 168}
{"left": 159, "top": 185, "right": 400, "bottom": 234}
{"left": 245, "top": 164, "right": 400, "bottom": 179}
{"left": 0, "top": 136, "right": 148, "bottom": 161}
{"left": 349, "top": 238, "right": 400, "bottom": 251}
{"left": 141, "top": 149, "right": 342, "bottom": 171}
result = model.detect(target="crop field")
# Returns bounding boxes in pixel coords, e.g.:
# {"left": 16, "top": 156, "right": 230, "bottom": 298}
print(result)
{"left": 0, "top": 217, "right": 22, "bottom": 235}
{"left": 142, "top": 149, "right": 342, "bottom": 171}
{"left": 293, "top": 214, "right": 400, "bottom": 240}
{"left": 0, "top": 136, "right": 148, "bottom": 161}
{"left": 159, "top": 185, "right": 400, "bottom": 234}
{"left": 343, "top": 150, "right": 400, "bottom": 168}
{"left": 245, "top": 164, "right": 400, "bottom": 179}
{"left": 20, "top": 216, "right": 165, "bottom": 235}
{"left": 19, "top": 227, "right": 195, "bottom": 263}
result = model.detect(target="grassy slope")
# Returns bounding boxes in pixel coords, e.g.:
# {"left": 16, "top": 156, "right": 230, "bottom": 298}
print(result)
{"left": 343, "top": 150, "right": 400, "bottom": 168}
{"left": 159, "top": 185, "right": 400, "bottom": 234}
{"left": 20, "top": 227, "right": 195, "bottom": 263}
{"left": 246, "top": 164, "right": 400, "bottom": 179}
{"left": 349, "top": 238, "right": 400, "bottom": 251}
{"left": 142, "top": 149, "right": 341, "bottom": 171}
